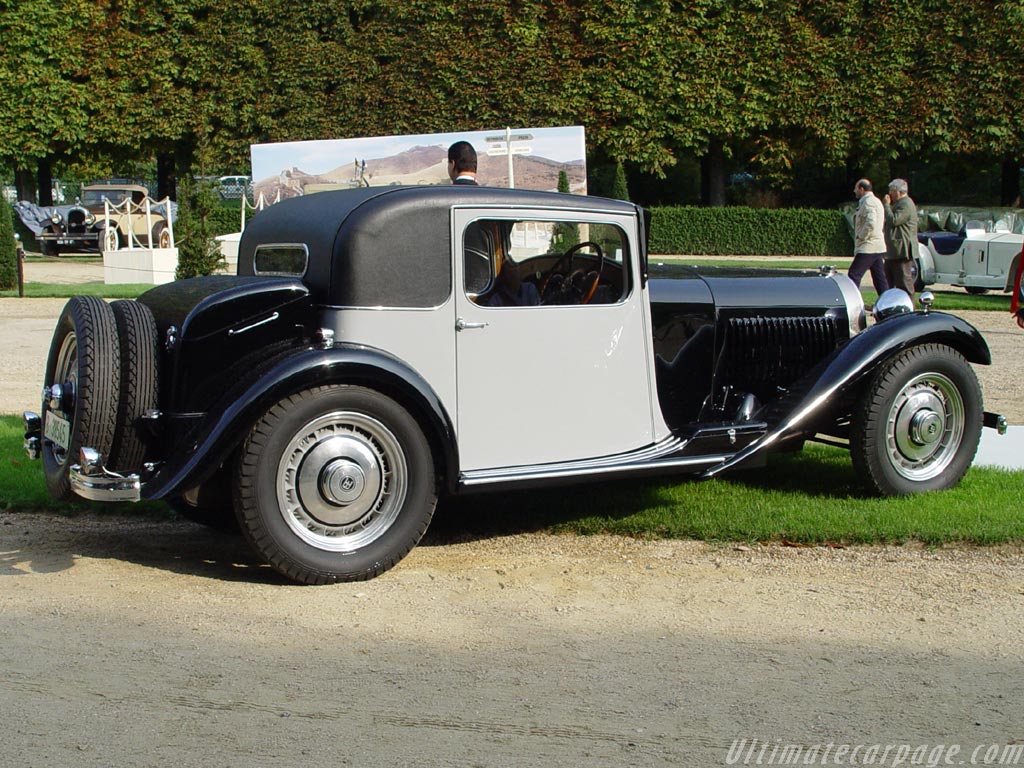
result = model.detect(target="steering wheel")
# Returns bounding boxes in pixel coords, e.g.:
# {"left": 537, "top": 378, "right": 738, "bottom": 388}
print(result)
{"left": 539, "top": 241, "right": 605, "bottom": 305}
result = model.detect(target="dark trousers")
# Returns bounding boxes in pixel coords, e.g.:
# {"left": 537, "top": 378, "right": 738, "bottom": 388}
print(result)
{"left": 885, "top": 258, "right": 915, "bottom": 298}
{"left": 848, "top": 252, "right": 888, "bottom": 292}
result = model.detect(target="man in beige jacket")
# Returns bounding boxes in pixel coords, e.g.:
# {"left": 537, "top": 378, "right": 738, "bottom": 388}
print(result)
{"left": 848, "top": 178, "right": 888, "bottom": 292}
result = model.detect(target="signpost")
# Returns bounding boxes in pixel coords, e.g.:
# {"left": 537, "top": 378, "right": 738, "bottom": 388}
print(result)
{"left": 485, "top": 128, "right": 533, "bottom": 188}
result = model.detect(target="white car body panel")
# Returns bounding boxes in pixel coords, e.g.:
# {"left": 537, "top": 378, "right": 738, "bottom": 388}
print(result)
{"left": 451, "top": 207, "right": 662, "bottom": 471}
{"left": 324, "top": 305, "right": 457, "bottom": 417}
{"left": 917, "top": 230, "right": 1023, "bottom": 291}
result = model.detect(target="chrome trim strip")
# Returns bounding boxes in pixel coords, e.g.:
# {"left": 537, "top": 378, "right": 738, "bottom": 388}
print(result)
{"left": 459, "top": 435, "right": 710, "bottom": 486}
{"left": 228, "top": 311, "right": 279, "bottom": 336}
{"left": 460, "top": 452, "right": 729, "bottom": 487}
{"left": 829, "top": 272, "right": 866, "bottom": 336}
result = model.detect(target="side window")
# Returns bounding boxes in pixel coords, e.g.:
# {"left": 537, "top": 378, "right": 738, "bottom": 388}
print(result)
{"left": 254, "top": 243, "right": 309, "bottom": 276}
{"left": 463, "top": 218, "right": 629, "bottom": 307}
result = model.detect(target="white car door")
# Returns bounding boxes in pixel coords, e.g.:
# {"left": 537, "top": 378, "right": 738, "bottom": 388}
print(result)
{"left": 452, "top": 208, "right": 656, "bottom": 472}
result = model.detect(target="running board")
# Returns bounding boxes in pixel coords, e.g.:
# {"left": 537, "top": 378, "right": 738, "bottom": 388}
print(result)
{"left": 460, "top": 428, "right": 765, "bottom": 487}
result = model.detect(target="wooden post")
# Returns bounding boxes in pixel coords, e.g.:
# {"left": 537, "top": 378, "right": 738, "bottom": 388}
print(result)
{"left": 16, "top": 236, "right": 25, "bottom": 297}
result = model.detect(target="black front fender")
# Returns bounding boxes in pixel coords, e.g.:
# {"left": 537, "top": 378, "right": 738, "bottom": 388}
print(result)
{"left": 142, "top": 345, "right": 457, "bottom": 500}
{"left": 702, "top": 310, "right": 990, "bottom": 477}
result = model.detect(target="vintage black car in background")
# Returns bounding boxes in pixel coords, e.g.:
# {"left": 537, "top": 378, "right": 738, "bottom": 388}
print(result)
{"left": 24, "top": 186, "right": 1006, "bottom": 584}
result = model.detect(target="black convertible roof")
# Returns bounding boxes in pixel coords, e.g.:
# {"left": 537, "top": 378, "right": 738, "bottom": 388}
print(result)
{"left": 238, "top": 186, "right": 639, "bottom": 306}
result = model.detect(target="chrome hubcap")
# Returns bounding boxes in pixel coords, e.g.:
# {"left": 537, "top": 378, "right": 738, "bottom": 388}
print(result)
{"left": 278, "top": 411, "right": 407, "bottom": 552}
{"left": 885, "top": 373, "right": 964, "bottom": 481}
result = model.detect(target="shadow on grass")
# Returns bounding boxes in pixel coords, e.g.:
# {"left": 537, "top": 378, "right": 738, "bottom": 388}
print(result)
{"left": 424, "top": 445, "right": 868, "bottom": 546}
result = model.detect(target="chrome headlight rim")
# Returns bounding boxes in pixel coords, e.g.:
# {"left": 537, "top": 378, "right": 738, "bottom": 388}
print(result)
{"left": 872, "top": 288, "right": 915, "bottom": 323}
{"left": 830, "top": 272, "right": 866, "bottom": 336}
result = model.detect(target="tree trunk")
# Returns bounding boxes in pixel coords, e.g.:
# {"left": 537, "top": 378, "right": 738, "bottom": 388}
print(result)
{"left": 845, "top": 157, "right": 865, "bottom": 192}
{"left": 157, "top": 152, "right": 177, "bottom": 201}
{"left": 14, "top": 168, "right": 37, "bottom": 203}
{"left": 1001, "top": 157, "right": 1021, "bottom": 206}
{"left": 700, "top": 139, "right": 727, "bottom": 207}
{"left": 36, "top": 159, "right": 54, "bottom": 206}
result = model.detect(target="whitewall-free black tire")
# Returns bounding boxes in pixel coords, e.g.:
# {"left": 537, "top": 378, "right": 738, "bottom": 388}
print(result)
{"left": 851, "top": 343, "right": 982, "bottom": 495}
{"left": 234, "top": 385, "right": 437, "bottom": 584}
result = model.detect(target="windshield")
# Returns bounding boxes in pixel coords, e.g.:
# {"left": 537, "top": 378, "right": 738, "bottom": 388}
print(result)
{"left": 80, "top": 189, "right": 130, "bottom": 206}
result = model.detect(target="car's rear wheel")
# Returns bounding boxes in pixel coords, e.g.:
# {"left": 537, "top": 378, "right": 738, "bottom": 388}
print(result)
{"left": 107, "top": 300, "right": 159, "bottom": 471}
{"left": 41, "top": 296, "right": 121, "bottom": 501}
{"left": 151, "top": 222, "right": 171, "bottom": 249}
{"left": 234, "top": 385, "right": 437, "bottom": 584}
{"left": 851, "top": 343, "right": 981, "bottom": 496}
{"left": 167, "top": 472, "right": 239, "bottom": 532}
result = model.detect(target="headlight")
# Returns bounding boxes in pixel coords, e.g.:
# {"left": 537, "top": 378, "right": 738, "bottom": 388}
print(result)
{"left": 49, "top": 211, "right": 62, "bottom": 224}
{"left": 84, "top": 212, "right": 96, "bottom": 225}
{"left": 872, "top": 288, "right": 914, "bottom": 322}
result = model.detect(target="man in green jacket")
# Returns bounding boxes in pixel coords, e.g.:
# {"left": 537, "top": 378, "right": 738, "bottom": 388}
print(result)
{"left": 883, "top": 178, "right": 918, "bottom": 298}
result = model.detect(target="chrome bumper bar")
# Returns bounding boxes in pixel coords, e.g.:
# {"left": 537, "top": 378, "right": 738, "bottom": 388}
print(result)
{"left": 70, "top": 447, "right": 141, "bottom": 502}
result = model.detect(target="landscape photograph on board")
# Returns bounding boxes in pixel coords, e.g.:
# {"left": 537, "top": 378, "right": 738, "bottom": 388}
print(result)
{"left": 249, "top": 126, "right": 587, "bottom": 202}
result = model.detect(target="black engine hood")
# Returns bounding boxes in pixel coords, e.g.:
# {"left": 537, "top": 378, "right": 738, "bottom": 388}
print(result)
{"left": 648, "top": 263, "right": 849, "bottom": 310}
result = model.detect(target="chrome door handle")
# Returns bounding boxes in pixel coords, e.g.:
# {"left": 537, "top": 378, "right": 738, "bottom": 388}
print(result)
{"left": 456, "top": 317, "right": 489, "bottom": 331}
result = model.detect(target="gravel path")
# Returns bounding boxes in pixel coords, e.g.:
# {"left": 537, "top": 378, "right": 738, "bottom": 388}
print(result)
{"left": 1, "top": 515, "right": 1022, "bottom": 767}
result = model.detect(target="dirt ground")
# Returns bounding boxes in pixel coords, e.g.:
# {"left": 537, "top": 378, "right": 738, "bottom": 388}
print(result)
{"left": 2, "top": 265, "right": 1023, "bottom": 766}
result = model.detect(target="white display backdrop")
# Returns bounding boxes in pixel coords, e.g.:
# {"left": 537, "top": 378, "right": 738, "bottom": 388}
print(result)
{"left": 250, "top": 126, "right": 586, "bottom": 203}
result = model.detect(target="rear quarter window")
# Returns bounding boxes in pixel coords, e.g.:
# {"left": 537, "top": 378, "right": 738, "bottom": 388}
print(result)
{"left": 254, "top": 244, "right": 309, "bottom": 276}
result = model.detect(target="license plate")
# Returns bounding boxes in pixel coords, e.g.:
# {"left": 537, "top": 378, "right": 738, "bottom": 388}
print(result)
{"left": 57, "top": 238, "right": 75, "bottom": 245}
{"left": 44, "top": 411, "right": 71, "bottom": 450}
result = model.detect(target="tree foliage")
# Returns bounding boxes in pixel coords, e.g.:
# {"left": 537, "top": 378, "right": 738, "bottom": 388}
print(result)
{"left": 174, "top": 176, "right": 222, "bottom": 278}
{"left": 0, "top": 0, "right": 1020, "bottom": 205}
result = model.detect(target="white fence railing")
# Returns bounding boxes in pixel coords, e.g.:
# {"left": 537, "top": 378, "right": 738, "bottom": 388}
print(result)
{"left": 102, "top": 195, "right": 176, "bottom": 250}
{"left": 240, "top": 189, "right": 280, "bottom": 230}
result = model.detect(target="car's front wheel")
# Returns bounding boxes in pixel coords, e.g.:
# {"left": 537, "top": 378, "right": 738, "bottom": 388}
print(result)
{"left": 98, "top": 226, "right": 120, "bottom": 252}
{"left": 234, "top": 385, "right": 437, "bottom": 584}
{"left": 851, "top": 343, "right": 982, "bottom": 496}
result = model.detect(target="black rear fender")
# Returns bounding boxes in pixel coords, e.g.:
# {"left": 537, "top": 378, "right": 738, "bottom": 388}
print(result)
{"left": 142, "top": 346, "right": 457, "bottom": 501}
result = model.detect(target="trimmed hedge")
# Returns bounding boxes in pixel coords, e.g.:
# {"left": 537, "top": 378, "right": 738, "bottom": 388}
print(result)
{"left": 649, "top": 206, "right": 853, "bottom": 257}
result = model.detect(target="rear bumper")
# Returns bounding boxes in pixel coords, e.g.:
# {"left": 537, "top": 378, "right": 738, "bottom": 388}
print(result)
{"left": 69, "top": 447, "right": 141, "bottom": 502}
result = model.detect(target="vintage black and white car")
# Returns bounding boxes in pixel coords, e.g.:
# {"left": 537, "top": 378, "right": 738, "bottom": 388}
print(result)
{"left": 23, "top": 186, "right": 1007, "bottom": 584}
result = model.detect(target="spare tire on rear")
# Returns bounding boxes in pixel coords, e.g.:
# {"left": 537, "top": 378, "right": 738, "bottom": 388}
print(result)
{"left": 41, "top": 296, "right": 121, "bottom": 501}
{"left": 108, "top": 300, "right": 159, "bottom": 471}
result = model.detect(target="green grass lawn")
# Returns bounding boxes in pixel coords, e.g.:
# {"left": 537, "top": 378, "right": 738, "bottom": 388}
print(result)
{"left": 1, "top": 282, "right": 151, "bottom": 299}
{"left": 4, "top": 415, "right": 1020, "bottom": 545}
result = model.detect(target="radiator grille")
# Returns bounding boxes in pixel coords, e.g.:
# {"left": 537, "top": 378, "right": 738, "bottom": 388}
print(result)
{"left": 719, "top": 315, "right": 840, "bottom": 390}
